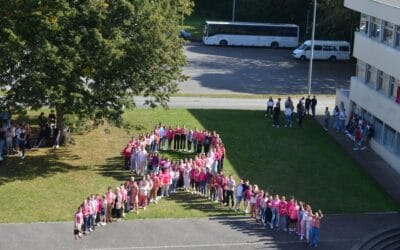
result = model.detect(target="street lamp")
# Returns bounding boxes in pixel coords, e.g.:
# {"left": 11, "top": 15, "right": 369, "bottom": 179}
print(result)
{"left": 307, "top": 0, "right": 317, "bottom": 96}
{"left": 232, "top": 0, "right": 236, "bottom": 22}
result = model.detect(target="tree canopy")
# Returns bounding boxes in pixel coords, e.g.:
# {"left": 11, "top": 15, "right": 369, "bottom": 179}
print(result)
{"left": 0, "top": 0, "right": 192, "bottom": 127}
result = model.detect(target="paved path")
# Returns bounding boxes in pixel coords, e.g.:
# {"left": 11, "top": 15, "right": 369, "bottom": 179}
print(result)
{"left": 1, "top": 213, "right": 400, "bottom": 250}
{"left": 133, "top": 96, "right": 335, "bottom": 115}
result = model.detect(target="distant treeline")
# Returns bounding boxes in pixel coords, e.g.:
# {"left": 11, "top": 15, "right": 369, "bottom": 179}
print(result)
{"left": 194, "top": 0, "right": 359, "bottom": 42}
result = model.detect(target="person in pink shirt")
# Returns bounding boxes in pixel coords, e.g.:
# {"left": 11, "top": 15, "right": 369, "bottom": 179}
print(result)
{"left": 95, "top": 194, "right": 105, "bottom": 226}
{"left": 161, "top": 169, "right": 171, "bottom": 197}
{"left": 289, "top": 200, "right": 299, "bottom": 233}
{"left": 74, "top": 206, "right": 83, "bottom": 240}
{"left": 81, "top": 199, "right": 90, "bottom": 234}
{"left": 198, "top": 167, "right": 207, "bottom": 196}
{"left": 278, "top": 195, "right": 288, "bottom": 231}
{"left": 105, "top": 187, "right": 115, "bottom": 223}
{"left": 166, "top": 126, "right": 174, "bottom": 150}
{"left": 180, "top": 125, "right": 187, "bottom": 151}
{"left": 122, "top": 144, "right": 132, "bottom": 170}
{"left": 286, "top": 196, "right": 295, "bottom": 231}
{"left": 130, "top": 181, "right": 139, "bottom": 214}
{"left": 311, "top": 210, "right": 324, "bottom": 247}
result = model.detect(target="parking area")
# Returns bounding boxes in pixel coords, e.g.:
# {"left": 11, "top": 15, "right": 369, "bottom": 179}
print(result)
{"left": 180, "top": 42, "right": 355, "bottom": 95}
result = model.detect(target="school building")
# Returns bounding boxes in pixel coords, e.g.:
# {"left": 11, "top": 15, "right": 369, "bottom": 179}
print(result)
{"left": 336, "top": 0, "right": 400, "bottom": 172}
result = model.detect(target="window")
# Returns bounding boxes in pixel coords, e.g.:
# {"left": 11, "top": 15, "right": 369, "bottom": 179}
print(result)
{"left": 383, "top": 125, "right": 396, "bottom": 152}
{"left": 339, "top": 46, "right": 349, "bottom": 51}
{"left": 356, "top": 60, "right": 366, "bottom": 81}
{"left": 377, "top": 70, "right": 384, "bottom": 91}
{"left": 370, "top": 17, "right": 381, "bottom": 39}
{"left": 383, "top": 21, "right": 394, "bottom": 45}
{"left": 373, "top": 118, "right": 384, "bottom": 143}
{"left": 322, "top": 45, "right": 333, "bottom": 51}
{"left": 376, "top": 70, "right": 389, "bottom": 94}
{"left": 389, "top": 77, "right": 395, "bottom": 98}
{"left": 314, "top": 45, "right": 322, "bottom": 51}
{"left": 395, "top": 26, "right": 400, "bottom": 49}
{"left": 396, "top": 133, "right": 400, "bottom": 156}
{"left": 360, "top": 14, "right": 369, "bottom": 35}
{"left": 367, "top": 65, "right": 376, "bottom": 89}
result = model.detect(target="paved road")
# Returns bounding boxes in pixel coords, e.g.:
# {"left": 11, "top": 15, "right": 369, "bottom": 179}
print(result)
{"left": 134, "top": 96, "right": 335, "bottom": 115}
{"left": 180, "top": 43, "right": 355, "bottom": 95}
{"left": 1, "top": 213, "right": 400, "bottom": 250}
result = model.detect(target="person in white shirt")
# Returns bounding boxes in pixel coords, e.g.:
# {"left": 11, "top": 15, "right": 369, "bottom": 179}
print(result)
{"left": 265, "top": 97, "right": 274, "bottom": 118}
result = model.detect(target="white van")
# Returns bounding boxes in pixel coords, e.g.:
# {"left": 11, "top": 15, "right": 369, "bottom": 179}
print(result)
{"left": 292, "top": 40, "right": 351, "bottom": 61}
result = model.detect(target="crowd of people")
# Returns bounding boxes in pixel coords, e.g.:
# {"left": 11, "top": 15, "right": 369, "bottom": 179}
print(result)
{"left": 74, "top": 123, "right": 324, "bottom": 248}
{"left": 0, "top": 110, "right": 62, "bottom": 161}
{"left": 265, "top": 95, "right": 318, "bottom": 128}
{"left": 265, "top": 96, "right": 374, "bottom": 152}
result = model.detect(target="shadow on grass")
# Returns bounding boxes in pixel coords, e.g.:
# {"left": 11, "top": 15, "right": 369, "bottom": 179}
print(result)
{"left": 165, "top": 191, "right": 238, "bottom": 217}
{"left": 96, "top": 156, "right": 131, "bottom": 183}
{"left": 0, "top": 148, "right": 88, "bottom": 186}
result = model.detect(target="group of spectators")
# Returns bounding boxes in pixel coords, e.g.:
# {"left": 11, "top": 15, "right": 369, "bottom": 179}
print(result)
{"left": 343, "top": 111, "right": 374, "bottom": 151}
{"left": 265, "top": 96, "right": 374, "bottom": 153}
{"left": 265, "top": 95, "right": 318, "bottom": 128}
{"left": 0, "top": 122, "right": 32, "bottom": 160}
{"left": 0, "top": 110, "right": 62, "bottom": 161}
{"left": 74, "top": 123, "right": 324, "bottom": 247}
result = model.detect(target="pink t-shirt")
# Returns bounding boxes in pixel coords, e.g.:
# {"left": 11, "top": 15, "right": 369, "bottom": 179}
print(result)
{"left": 75, "top": 211, "right": 83, "bottom": 224}
{"left": 278, "top": 201, "right": 287, "bottom": 216}
{"left": 290, "top": 205, "right": 299, "bottom": 219}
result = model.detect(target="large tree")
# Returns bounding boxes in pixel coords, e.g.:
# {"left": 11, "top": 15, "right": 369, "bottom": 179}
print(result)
{"left": 0, "top": 0, "right": 192, "bottom": 129}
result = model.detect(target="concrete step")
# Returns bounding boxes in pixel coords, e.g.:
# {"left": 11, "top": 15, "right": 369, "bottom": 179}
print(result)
{"left": 352, "top": 225, "right": 400, "bottom": 250}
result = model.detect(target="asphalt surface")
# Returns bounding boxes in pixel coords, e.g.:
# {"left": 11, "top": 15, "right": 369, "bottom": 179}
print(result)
{"left": 180, "top": 43, "right": 355, "bottom": 95}
{"left": 1, "top": 213, "right": 400, "bottom": 250}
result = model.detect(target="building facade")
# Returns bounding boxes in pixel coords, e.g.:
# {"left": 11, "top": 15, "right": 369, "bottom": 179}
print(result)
{"left": 336, "top": 0, "right": 400, "bottom": 172}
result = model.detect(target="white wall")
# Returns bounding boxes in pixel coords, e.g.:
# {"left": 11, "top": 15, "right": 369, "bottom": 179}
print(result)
{"left": 370, "top": 139, "right": 400, "bottom": 174}
{"left": 335, "top": 89, "right": 351, "bottom": 123}
{"left": 353, "top": 33, "right": 400, "bottom": 80}
{"left": 345, "top": 0, "right": 400, "bottom": 25}
{"left": 349, "top": 77, "right": 400, "bottom": 132}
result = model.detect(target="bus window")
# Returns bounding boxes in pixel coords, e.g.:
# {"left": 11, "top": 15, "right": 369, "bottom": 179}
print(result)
{"left": 322, "top": 45, "right": 335, "bottom": 51}
{"left": 339, "top": 46, "right": 350, "bottom": 51}
{"left": 314, "top": 45, "right": 322, "bottom": 51}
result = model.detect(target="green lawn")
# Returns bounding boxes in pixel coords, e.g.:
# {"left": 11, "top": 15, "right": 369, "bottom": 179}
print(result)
{"left": 0, "top": 108, "right": 398, "bottom": 223}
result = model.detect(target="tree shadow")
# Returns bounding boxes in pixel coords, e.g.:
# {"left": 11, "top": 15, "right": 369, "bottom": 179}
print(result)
{"left": 95, "top": 156, "right": 131, "bottom": 182}
{"left": 0, "top": 148, "right": 88, "bottom": 186}
{"left": 165, "top": 191, "right": 238, "bottom": 217}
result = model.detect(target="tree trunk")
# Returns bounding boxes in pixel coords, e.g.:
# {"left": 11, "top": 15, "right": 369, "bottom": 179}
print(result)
{"left": 55, "top": 106, "right": 64, "bottom": 145}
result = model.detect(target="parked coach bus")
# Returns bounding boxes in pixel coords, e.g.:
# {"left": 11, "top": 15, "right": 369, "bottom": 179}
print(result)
{"left": 202, "top": 21, "right": 299, "bottom": 48}
{"left": 292, "top": 40, "right": 351, "bottom": 61}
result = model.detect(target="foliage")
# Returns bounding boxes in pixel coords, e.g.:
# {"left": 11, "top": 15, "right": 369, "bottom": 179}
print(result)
{"left": 0, "top": 0, "right": 193, "bottom": 128}
{"left": 193, "top": 0, "right": 359, "bottom": 41}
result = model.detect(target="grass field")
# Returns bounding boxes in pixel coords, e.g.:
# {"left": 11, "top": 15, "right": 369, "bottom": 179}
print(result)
{"left": 0, "top": 108, "right": 398, "bottom": 223}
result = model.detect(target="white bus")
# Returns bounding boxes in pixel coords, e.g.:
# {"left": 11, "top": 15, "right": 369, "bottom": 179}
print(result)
{"left": 292, "top": 40, "right": 351, "bottom": 61}
{"left": 202, "top": 21, "right": 299, "bottom": 48}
